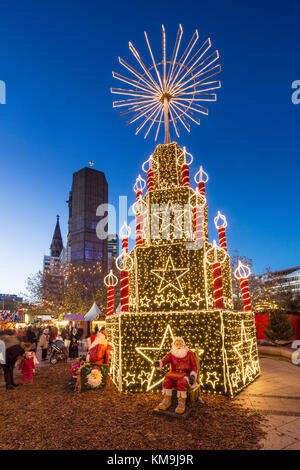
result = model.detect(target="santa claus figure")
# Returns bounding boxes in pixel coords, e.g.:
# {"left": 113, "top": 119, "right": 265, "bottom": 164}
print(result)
{"left": 154, "top": 337, "right": 198, "bottom": 414}
{"left": 86, "top": 328, "right": 112, "bottom": 364}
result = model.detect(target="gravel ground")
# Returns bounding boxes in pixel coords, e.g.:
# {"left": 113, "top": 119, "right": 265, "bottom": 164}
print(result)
{"left": 0, "top": 363, "right": 266, "bottom": 450}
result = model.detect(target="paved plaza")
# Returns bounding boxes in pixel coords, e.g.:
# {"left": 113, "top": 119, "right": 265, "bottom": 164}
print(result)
{"left": 235, "top": 357, "right": 300, "bottom": 449}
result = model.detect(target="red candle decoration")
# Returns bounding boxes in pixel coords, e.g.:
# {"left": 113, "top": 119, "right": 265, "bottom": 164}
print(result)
{"left": 234, "top": 261, "right": 252, "bottom": 311}
{"left": 117, "top": 223, "right": 133, "bottom": 313}
{"left": 104, "top": 270, "right": 118, "bottom": 316}
{"left": 120, "top": 222, "right": 131, "bottom": 255}
{"left": 116, "top": 248, "right": 134, "bottom": 313}
{"left": 178, "top": 146, "right": 193, "bottom": 187}
{"left": 181, "top": 163, "right": 190, "bottom": 186}
{"left": 212, "top": 262, "right": 224, "bottom": 308}
{"left": 142, "top": 154, "right": 157, "bottom": 192}
{"left": 147, "top": 168, "right": 155, "bottom": 192}
{"left": 205, "top": 240, "right": 227, "bottom": 309}
{"left": 194, "top": 165, "right": 209, "bottom": 197}
{"left": 193, "top": 207, "right": 203, "bottom": 241}
{"left": 135, "top": 199, "right": 145, "bottom": 247}
{"left": 189, "top": 189, "right": 206, "bottom": 241}
{"left": 133, "top": 175, "right": 146, "bottom": 247}
{"left": 214, "top": 211, "right": 228, "bottom": 252}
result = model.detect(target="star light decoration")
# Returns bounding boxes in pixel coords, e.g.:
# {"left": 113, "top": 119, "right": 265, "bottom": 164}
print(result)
{"left": 151, "top": 255, "right": 189, "bottom": 293}
{"left": 111, "top": 24, "right": 221, "bottom": 143}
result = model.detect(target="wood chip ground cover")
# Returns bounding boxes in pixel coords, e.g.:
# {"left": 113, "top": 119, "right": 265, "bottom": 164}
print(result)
{"left": 0, "top": 363, "right": 266, "bottom": 450}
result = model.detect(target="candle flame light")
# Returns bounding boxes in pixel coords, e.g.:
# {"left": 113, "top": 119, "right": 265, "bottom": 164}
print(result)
{"left": 119, "top": 221, "right": 131, "bottom": 239}
{"left": 194, "top": 165, "right": 209, "bottom": 184}
{"left": 133, "top": 174, "right": 146, "bottom": 193}
{"left": 214, "top": 210, "right": 227, "bottom": 229}
{"left": 104, "top": 270, "right": 119, "bottom": 287}
{"left": 234, "top": 261, "right": 251, "bottom": 280}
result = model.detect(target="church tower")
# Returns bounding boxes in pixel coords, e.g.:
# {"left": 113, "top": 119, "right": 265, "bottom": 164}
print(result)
{"left": 43, "top": 215, "right": 63, "bottom": 272}
{"left": 50, "top": 215, "right": 63, "bottom": 258}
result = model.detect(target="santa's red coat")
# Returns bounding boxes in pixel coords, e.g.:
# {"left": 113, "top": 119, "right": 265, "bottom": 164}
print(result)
{"left": 161, "top": 350, "right": 197, "bottom": 377}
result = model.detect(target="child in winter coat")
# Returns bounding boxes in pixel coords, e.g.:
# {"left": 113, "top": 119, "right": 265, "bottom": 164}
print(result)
{"left": 19, "top": 351, "right": 35, "bottom": 384}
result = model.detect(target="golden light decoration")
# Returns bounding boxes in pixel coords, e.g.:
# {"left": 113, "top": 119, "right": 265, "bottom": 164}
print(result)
{"left": 205, "top": 240, "right": 227, "bottom": 265}
{"left": 115, "top": 248, "right": 134, "bottom": 272}
{"left": 104, "top": 269, "right": 118, "bottom": 287}
{"left": 111, "top": 24, "right": 221, "bottom": 143}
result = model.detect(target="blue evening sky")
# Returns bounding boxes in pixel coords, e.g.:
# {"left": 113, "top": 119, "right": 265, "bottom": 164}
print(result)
{"left": 0, "top": 0, "right": 299, "bottom": 295}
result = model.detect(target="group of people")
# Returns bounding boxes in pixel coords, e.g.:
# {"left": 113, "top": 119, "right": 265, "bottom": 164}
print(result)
{"left": 38, "top": 324, "right": 84, "bottom": 361}
{"left": 1, "top": 323, "right": 84, "bottom": 362}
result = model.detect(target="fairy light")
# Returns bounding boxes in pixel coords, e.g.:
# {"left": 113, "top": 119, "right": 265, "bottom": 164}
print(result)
{"left": 189, "top": 187, "right": 206, "bottom": 242}
{"left": 194, "top": 165, "right": 209, "bottom": 196}
{"left": 177, "top": 146, "right": 193, "bottom": 187}
{"left": 111, "top": 24, "right": 221, "bottom": 143}
{"left": 119, "top": 221, "right": 131, "bottom": 255}
{"left": 142, "top": 154, "right": 157, "bottom": 192}
{"left": 104, "top": 270, "right": 118, "bottom": 316}
{"left": 205, "top": 240, "right": 227, "bottom": 309}
{"left": 133, "top": 174, "right": 146, "bottom": 198}
{"left": 234, "top": 261, "right": 252, "bottom": 312}
{"left": 133, "top": 175, "right": 146, "bottom": 247}
{"left": 103, "top": 117, "right": 258, "bottom": 396}
{"left": 105, "top": 310, "right": 260, "bottom": 396}
{"left": 214, "top": 210, "right": 228, "bottom": 252}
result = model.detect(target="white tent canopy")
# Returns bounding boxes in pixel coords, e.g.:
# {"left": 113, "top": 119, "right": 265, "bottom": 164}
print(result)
{"left": 84, "top": 301, "right": 101, "bottom": 321}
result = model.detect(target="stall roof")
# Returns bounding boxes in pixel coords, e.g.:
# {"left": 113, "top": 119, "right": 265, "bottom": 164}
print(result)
{"left": 84, "top": 302, "right": 101, "bottom": 321}
{"left": 63, "top": 313, "right": 86, "bottom": 321}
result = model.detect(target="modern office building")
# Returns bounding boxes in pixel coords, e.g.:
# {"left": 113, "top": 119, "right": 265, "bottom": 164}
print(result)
{"left": 66, "top": 167, "right": 108, "bottom": 270}
{"left": 107, "top": 233, "right": 118, "bottom": 269}
{"left": 258, "top": 265, "right": 300, "bottom": 295}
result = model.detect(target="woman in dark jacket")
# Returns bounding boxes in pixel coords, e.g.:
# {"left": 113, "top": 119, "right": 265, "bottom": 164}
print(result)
{"left": 68, "top": 328, "right": 79, "bottom": 359}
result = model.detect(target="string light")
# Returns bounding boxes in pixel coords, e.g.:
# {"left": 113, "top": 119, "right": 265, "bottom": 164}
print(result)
{"left": 104, "top": 270, "right": 118, "bottom": 316}
{"left": 194, "top": 165, "right": 209, "bottom": 196}
{"left": 234, "top": 261, "right": 252, "bottom": 312}
{"left": 111, "top": 25, "right": 221, "bottom": 143}
{"left": 105, "top": 139, "right": 258, "bottom": 397}
{"left": 214, "top": 211, "right": 228, "bottom": 252}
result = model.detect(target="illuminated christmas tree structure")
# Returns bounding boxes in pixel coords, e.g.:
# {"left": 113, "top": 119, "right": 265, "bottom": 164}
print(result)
{"left": 106, "top": 25, "right": 260, "bottom": 397}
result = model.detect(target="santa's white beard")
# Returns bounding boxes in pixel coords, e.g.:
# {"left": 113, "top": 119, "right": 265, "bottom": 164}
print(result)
{"left": 171, "top": 345, "right": 188, "bottom": 358}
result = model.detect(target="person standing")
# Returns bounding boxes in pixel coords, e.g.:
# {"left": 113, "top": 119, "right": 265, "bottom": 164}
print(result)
{"left": 19, "top": 351, "right": 35, "bottom": 384}
{"left": 68, "top": 328, "right": 79, "bottom": 359}
{"left": 26, "top": 326, "right": 36, "bottom": 350}
{"left": 39, "top": 329, "right": 49, "bottom": 361}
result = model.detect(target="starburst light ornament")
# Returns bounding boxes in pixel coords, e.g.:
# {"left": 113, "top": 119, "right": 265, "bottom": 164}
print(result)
{"left": 111, "top": 25, "right": 221, "bottom": 143}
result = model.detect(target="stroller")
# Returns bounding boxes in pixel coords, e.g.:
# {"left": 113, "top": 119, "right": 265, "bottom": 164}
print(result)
{"left": 48, "top": 339, "right": 68, "bottom": 365}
